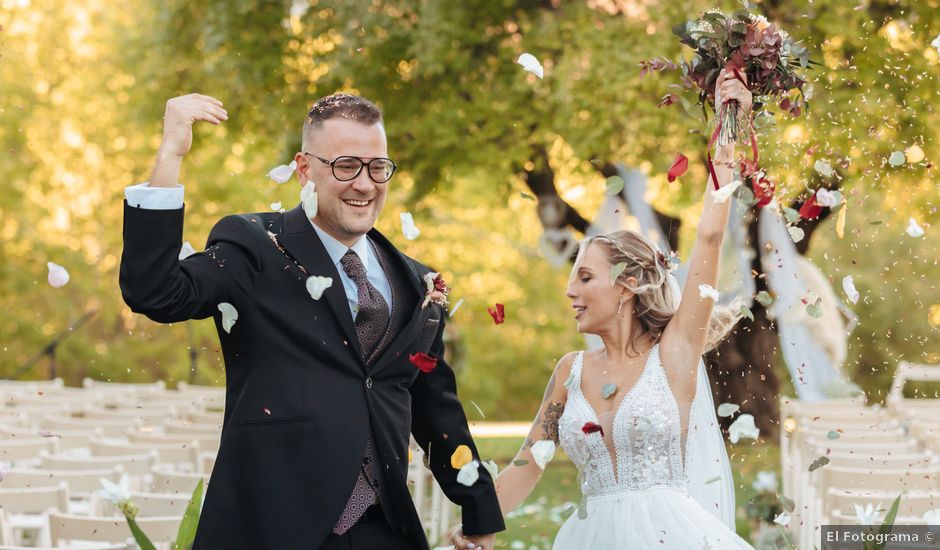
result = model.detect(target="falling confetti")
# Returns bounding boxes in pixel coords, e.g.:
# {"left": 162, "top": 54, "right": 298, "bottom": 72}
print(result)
{"left": 698, "top": 283, "right": 719, "bottom": 302}
{"left": 47, "top": 262, "right": 70, "bottom": 288}
{"left": 932, "top": 33, "right": 940, "bottom": 55}
{"left": 605, "top": 175, "right": 625, "bottom": 195}
{"left": 450, "top": 445, "right": 472, "bottom": 469}
{"left": 842, "top": 276, "right": 860, "bottom": 304}
{"left": 217, "top": 302, "right": 238, "bottom": 334}
{"left": 600, "top": 383, "right": 617, "bottom": 400}
{"left": 178, "top": 241, "right": 196, "bottom": 260}
{"left": 481, "top": 460, "right": 498, "bottom": 479}
{"left": 581, "top": 422, "right": 604, "bottom": 437}
{"left": 530, "top": 440, "right": 556, "bottom": 469}
{"left": 813, "top": 159, "right": 834, "bottom": 178}
{"left": 456, "top": 460, "right": 480, "bottom": 487}
{"left": 666, "top": 153, "right": 689, "bottom": 182}
{"left": 400, "top": 212, "right": 420, "bottom": 240}
{"left": 787, "top": 226, "right": 805, "bottom": 243}
{"left": 270, "top": 202, "right": 282, "bottom": 211}
{"left": 739, "top": 305, "right": 754, "bottom": 322}
{"left": 906, "top": 218, "right": 925, "bottom": 238}
{"left": 712, "top": 179, "right": 742, "bottom": 203}
{"left": 305, "top": 276, "right": 332, "bottom": 300}
{"left": 773, "top": 511, "right": 791, "bottom": 526}
{"left": 888, "top": 151, "right": 906, "bottom": 167}
{"left": 609, "top": 262, "right": 627, "bottom": 286}
{"left": 487, "top": 303, "right": 505, "bottom": 324}
{"left": 449, "top": 298, "right": 465, "bottom": 317}
{"left": 717, "top": 403, "right": 740, "bottom": 417}
{"left": 409, "top": 352, "right": 438, "bottom": 373}
{"left": 301, "top": 180, "right": 318, "bottom": 219}
{"left": 904, "top": 144, "right": 925, "bottom": 163}
{"left": 808, "top": 455, "right": 830, "bottom": 472}
{"left": 516, "top": 52, "right": 544, "bottom": 78}
{"left": 728, "top": 413, "right": 759, "bottom": 443}
{"left": 267, "top": 160, "right": 296, "bottom": 184}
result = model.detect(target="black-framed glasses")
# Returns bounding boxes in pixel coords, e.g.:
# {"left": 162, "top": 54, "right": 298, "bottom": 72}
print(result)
{"left": 303, "top": 152, "right": 397, "bottom": 184}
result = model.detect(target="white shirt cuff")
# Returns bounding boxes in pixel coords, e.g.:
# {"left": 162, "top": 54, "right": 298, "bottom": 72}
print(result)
{"left": 124, "top": 182, "right": 184, "bottom": 210}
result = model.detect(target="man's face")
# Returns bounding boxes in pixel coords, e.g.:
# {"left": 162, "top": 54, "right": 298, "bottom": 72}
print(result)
{"left": 295, "top": 118, "right": 389, "bottom": 247}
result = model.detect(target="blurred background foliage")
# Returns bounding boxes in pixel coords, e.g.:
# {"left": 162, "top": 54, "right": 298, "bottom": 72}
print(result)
{"left": 1, "top": 0, "right": 938, "bottom": 420}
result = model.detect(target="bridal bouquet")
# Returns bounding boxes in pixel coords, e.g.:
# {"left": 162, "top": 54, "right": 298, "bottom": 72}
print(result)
{"left": 641, "top": 1, "right": 816, "bottom": 194}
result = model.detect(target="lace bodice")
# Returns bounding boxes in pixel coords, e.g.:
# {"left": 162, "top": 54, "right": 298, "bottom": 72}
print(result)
{"left": 558, "top": 345, "right": 687, "bottom": 497}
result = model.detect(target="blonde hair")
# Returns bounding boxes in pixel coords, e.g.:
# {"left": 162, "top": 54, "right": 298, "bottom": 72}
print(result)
{"left": 571, "top": 230, "right": 741, "bottom": 354}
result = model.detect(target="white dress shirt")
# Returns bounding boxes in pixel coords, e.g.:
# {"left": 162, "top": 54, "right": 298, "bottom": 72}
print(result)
{"left": 125, "top": 183, "right": 393, "bottom": 319}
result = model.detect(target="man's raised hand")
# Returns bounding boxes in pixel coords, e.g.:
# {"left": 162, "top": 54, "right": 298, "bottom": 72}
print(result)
{"left": 159, "top": 93, "right": 228, "bottom": 159}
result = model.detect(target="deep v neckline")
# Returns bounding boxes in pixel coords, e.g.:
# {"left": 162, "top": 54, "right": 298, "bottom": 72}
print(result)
{"left": 575, "top": 344, "right": 660, "bottom": 484}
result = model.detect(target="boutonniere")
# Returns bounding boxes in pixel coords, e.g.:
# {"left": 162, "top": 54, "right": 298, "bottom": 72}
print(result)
{"left": 422, "top": 272, "right": 449, "bottom": 309}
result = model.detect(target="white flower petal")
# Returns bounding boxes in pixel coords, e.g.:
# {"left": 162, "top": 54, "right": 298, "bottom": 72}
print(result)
{"left": 267, "top": 160, "right": 296, "bottom": 184}
{"left": 813, "top": 159, "right": 834, "bottom": 178}
{"left": 788, "top": 225, "right": 805, "bottom": 243}
{"left": 305, "top": 276, "right": 332, "bottom": 300}
{"left": 752, "top": 471, "right": 777, "bottom": 493}
{"left": 728, "top": 414, "right": 760, "bottom": 443}
{"left": 905, "top": 145, "right": 925, "bottom": 164}
{"left": 530, "top": 440, "right": 556, "bottom": 469}
{"left": 932, "top": 33, "right": 940, "bottom": 55}
{"left": 814, "top": 188, "right": 841, "bottom": 207}
{"left": 717, "top": 403, "right": 740, "bottom": 418}
{"left": 47, "top": 262, "right": 70, "bottom": 288}
{"left": 449, "top": 298, "right": 465, "bottom": 317}
{"left": 178, "top": 241, "right": 197, "bottom": 260}
{"left": 842, "top": 276, "right": 860, "bottom": 304}
{"left": 400, "top": 212, "right": 420, "bottom": 240}
{"left": 218, "top": 302, "right": 238, "bottom": 334}
{"left": 712, "top": 179, "right": 742, "bottom": 203}
{"left": 456, "top": 460, "right": 480, "bottom": 487}
{"left": 888, "top": 151, "right": 906, "bottom": 167}
{"left": 773, "top": 511, "right": 791, "bottom": 526}
{"left": 516, "top": 52, "right": 544, "bottom": 79}
{"left": 0, "top": 461, "right": 8, "bottom": 482}
{"left": 481, "top": 459, "right": 499, "bottom": 479}
{"left": 270, "top": 202, "right": 282, "bottom": 211}
{"left": 301, "top": 180, "right": 318, "bottom": 219}
{"left": 923, "top": 508, "right": 940, "bottom": 524}
{"left": 99, "top": 473, "right": 132, "bottom": 504}
{"left": 698, "top": 283, "right": 720, "bottom": 302}
{"left": 906, "top": 217, "right": 925, "bottom": 238}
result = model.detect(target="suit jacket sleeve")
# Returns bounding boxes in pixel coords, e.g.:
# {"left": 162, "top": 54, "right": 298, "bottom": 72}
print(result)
{"left": 120, "top": 201, "right": 263, "bottom": 323}
{"left": 409, "top": 315, "right": 506, "bottom": 536}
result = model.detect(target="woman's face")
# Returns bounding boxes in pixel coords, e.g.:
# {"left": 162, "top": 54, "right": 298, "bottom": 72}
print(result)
{"left": 566, "top": 242, "right": 630, "bottom": 334}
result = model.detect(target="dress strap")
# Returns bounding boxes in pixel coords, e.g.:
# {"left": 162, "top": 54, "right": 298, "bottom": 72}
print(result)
{"left": 568, "top": 351, "right": 585, "bottom": 396}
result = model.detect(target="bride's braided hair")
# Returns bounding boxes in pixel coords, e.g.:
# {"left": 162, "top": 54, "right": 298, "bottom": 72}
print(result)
{"left": 573, "top": 230, "right": 741, "bottom": 353}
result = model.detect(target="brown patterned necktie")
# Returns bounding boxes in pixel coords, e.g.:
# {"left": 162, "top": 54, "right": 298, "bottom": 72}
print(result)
{"left": 332, "top": 248, "right": 389, "bottom": 534}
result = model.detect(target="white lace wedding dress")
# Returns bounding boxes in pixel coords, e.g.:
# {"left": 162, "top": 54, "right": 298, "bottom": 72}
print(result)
{"left": 555, "top": 345, "right": 754, "bottom": 549}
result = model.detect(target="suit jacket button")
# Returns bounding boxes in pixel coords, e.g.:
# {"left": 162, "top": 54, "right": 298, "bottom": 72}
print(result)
{"left": 365, "top": 377, "right": 373, "bottom": 389}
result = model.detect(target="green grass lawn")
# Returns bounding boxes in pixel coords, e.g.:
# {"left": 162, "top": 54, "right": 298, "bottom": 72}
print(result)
{"left": 473, "top": 437, "right": 785, "bottom": 549}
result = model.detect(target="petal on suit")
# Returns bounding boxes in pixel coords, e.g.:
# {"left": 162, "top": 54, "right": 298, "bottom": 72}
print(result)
{"left": 305, "top": 276, "right": 333, "bottom": 301}
{"left": 217, "top": 302, "right": 238, "bottom": 334}
{"left": 456, "top": 460, "right": 480, "bottom": 487}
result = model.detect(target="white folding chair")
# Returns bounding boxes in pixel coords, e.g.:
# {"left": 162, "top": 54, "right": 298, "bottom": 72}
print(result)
{"left": 0, "top": 437, "right": 59, "bottom": 467}
{"left": 148, "top": 466, "right": 209, "bottom": 496}
{"left": 0, "top": 484, "right": 69, "bottom": 546}
{"left": 48, "top": 510, "right": 180, "bottom": 548}
{"left": 90, "top": 438, "right": 200, "bottom": 472}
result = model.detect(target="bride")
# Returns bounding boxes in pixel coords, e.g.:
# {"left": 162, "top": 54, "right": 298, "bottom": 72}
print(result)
{"left": 453, "top": 69, "right": 755, "bottom": 550}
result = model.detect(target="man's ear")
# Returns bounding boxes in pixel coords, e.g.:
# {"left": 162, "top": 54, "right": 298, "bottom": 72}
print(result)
{"left": 294, "top": 151, "right": 310, "bottom": 184}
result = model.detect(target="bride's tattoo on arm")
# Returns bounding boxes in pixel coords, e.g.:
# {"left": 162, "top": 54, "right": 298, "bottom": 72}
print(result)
{"left": 522, "top": 401, "right": 564, "bottom": 451}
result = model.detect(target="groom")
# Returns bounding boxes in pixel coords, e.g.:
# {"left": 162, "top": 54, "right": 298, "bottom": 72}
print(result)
{"left": 120, "top": 93, "right": 504, "bottom": 549}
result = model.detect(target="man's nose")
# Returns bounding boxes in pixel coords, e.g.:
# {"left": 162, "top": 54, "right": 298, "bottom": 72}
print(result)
{"left": 349, "top": 169, "right": 376, "bottom": 192}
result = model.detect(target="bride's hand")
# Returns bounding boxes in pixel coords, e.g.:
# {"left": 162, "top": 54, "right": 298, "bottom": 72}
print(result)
{"left": 451, "top": 526, "right": 493, "bottom": 550}
{"left": 714, "top": 69, "right": 753, "bottom": 161}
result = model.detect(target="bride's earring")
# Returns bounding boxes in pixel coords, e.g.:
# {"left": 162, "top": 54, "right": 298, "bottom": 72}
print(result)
{"left": 617, "top": 296, "right": 625, "bottom": 318}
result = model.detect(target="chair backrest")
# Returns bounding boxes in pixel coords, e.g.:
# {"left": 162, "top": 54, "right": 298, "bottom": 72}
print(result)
{"left": 818, "top": 464, "right": 940, "bottom": 493}
{"left": 0, "top": 483, "right": 69, "bottom": 514}
{"left": 91, "top": 438, "right": 200, "bottom": 471}
{"left": 1, "top": 467, "right": 123, "bottom": 496}
{"left": 0, "top": 437, "right": 59, "bottom": 464}
{"left": 0, "top": 544, "right": 130, "bottom": 550}
{"left": 826, "top": 488, "right": 940, "bottom": 519}
{"left": 48, "top": 510, "right": 181, "bottom": 546}
{"left": 200, "top": 452, "right": 216, "bottom": 475}
{"left": 0, "top": 508, "right": 12, "bottom": 546}
{"left": 186, "top": 411, "right": 224, "bottom": 425}
{"left": 77, "top": 407, "right": 175, "bottom": 425}
{"left": 163, "top": 419, "right": 221, "bottom": 436}
{"left": 127, "top": 430, "right": 220, "bottom": 453}
{"left": 40, "top": 415, "right": 140, "bottom": 437}
{"left": 805, "top": 436, "right": 922, "bottom": 457}
{"left": 40, "top": 452, "right": 156, "bottom": 476}
{"left": 888, "top": 361, "right": 940, "bottom": 405}
{"left": 148, "top": 466, "right": 209, "bottom": 495}
{"left": 1, "top": 426, "right": 99, "bottom": 451}
{"left": 97, "top": 490, "right": 197, "bottom": 517}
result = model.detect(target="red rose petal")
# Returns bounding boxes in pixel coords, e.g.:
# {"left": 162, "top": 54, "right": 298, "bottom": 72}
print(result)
{"left": 487, "top": 303, "right": 505, "bottom": 325}
{"left": 667, "top": 153, "right": 689, "bottom": 182}
{"left": 799, "top": 193, "right": 824, "bottom": 219}
{"left": 581, "top": 422, "right": 604, "bottom": 437}
{"left": 409, "top": 352, "right": 438, "bottom": 373}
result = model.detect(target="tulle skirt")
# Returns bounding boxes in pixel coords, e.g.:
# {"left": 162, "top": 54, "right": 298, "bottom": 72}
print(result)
{"left": 552, "top": 487, "right": 754, "bottom": 550}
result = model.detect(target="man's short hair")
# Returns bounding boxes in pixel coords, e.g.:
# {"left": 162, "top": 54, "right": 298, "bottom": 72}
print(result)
{"left": 304, "top": 93, "right": 383, "bottom": 135}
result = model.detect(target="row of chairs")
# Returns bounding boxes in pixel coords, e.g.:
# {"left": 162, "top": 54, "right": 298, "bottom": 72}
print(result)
{"left": 781, "top": 384, "right": 940, "bottom": 546}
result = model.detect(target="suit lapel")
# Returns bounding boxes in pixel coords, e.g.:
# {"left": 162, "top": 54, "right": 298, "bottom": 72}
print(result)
{"left": 276, "top": 204, "right": 363, "bottom": 363}
{"left": 366, "top": 230, "right": 434, "bottom": 374}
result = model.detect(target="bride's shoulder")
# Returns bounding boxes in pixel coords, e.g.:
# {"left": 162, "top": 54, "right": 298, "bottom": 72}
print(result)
{"left": 551, "top": 351, "right": 581, "bottom": 388}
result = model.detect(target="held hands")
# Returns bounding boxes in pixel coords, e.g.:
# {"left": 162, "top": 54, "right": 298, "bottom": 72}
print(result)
{"left": 159, "top": 94, "right": 228, "bottom": 159}
{"left": 450, "top": 527, "right": 495, "bottom": 550}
